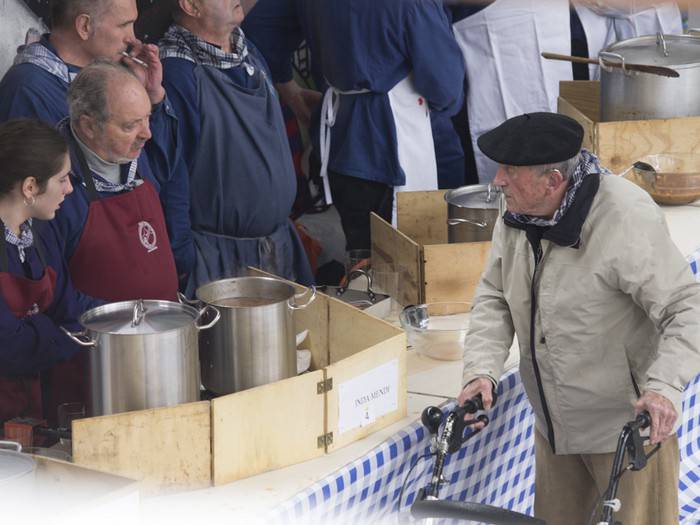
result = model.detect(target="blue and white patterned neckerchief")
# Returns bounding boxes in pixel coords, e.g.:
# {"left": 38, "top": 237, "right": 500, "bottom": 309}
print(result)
{"left": 159, "top": 24, "right": 252, "bottom": 74}
{"left": 508, "top": 149, "right": 611, "bottom": 228}
{"left": 14, "top": 39, "right": 75, "bottom": 84}
{"left": 5, "top": 220, "right": 33, "bottom": 263}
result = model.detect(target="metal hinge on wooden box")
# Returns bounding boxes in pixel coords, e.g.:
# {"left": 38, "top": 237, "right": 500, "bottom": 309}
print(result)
{"left": 317, "top": 432, "right": 334, "bottom": 448}
{"left": 316, "top": 378, "right": 333, "bottom": 394}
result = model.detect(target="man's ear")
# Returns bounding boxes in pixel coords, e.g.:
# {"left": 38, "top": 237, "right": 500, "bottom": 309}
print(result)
{"left": 549, "top": 169, "right": 565, "bottom": 189}
{"left": 179, "top": 0, "right": 201, "bottom": 17}
{"left": 74, "top": 13, "right": 92, "bottom": 41}
{"left": 78, "top": 114, "right": 99, "bottom": 141}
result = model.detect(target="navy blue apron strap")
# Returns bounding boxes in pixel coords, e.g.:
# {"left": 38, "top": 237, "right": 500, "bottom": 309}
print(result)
{"left": 0, "top": 220, "right": 7, "bottom": 273}
{"left": 71, "top": 138, "right": 100, "bottom": 203}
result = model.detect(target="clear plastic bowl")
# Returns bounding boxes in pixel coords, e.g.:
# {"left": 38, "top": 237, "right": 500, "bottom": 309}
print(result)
{"left": 624, "top": 154, "right": 700, "bottom": 205}
{"left": 399, "top": 302, "right": 471, "bottom": 361}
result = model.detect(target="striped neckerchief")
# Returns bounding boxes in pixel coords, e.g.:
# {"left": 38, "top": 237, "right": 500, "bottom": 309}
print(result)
{"left": 4, "top": 220, "right": 33, "bottom": 263}
{"left": 159, "top": 24, "right": 251, "bottom": 73}
{"left": 506, "top": 149, "right": 611, "bottom": 228}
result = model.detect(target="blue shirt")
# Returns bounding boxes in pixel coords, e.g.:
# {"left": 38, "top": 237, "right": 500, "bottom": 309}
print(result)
{"left": 0, "top": 221, "right": 99, "bottom": 376}
{"left": 0, "top": 37, "right": 194, "bottom": 277}
{"left": 244, "top": 0, "right": 465, "bottom": 187}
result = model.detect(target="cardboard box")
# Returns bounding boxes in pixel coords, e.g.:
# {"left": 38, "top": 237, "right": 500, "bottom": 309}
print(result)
{"left": 371, "top": 190, "right": 491, "bottom": 306}
{"left": 558, "top": 80, "right": 700, "bottom": 173}
{"left": 72, "top": 277, "right": 406, "bottom": 489}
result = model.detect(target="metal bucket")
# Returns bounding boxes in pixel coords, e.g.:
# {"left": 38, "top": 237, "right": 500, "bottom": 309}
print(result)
{"left": 195, "top": 277, "right": 316, "bottom": 395}
{"left": 62, "top": 299, "right": 219, "bottom": 416}
{"left": 444, "top": 184, "right": 504, "bottom": 243}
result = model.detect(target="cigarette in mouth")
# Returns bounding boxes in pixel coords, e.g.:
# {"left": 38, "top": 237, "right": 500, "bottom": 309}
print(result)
{"left": 121, "top": 51, "right": 148, "bottom": 68}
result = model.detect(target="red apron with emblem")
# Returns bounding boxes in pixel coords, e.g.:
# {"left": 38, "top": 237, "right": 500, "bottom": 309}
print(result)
{"left": 0, "top": 224, "right": 58, "bottom": 425}
{"left": 51, "top": 156, "right": 179, "bottom": 422}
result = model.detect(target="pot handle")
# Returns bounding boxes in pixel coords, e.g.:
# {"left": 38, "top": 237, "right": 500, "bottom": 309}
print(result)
{"left": 60, "top": 326, "right": 96, "bottom": 347}
{"left": 447, "top": 218, "right": 488, "bottom": 228}
{"left": 195, "top": 305, "right": 221, "bottom": 331}
{"left": 289, "top": 285, "right": 317, "bottom": 310}
{"left": 599, "top": 51, "right": 630, "bottom": 76}
{"left": 0, "top": 440, "right": 22, "bottom": 452}
{"left": 178, "top": 292, "right": 201, "bottom": 306}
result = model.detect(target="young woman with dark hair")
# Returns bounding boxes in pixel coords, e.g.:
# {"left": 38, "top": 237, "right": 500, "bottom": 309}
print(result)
{"left": 0, "top": 118, "right": 98, "bottom": 429}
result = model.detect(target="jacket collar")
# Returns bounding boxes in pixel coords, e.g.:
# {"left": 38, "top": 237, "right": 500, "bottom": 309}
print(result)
{"left": 503, "top": 173, "right": 601, "bottom": 248}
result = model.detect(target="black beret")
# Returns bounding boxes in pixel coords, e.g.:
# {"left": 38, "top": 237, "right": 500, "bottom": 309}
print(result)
{"left": 477, "top": 112, "right": 584, "bottom": 166}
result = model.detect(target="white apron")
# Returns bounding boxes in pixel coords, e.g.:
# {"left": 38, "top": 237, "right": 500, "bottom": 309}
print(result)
{"left": 318, "top": 75, "right": 437, "bottom": 224}
{"left": 452, "top": 0, "right": 572, "bottom": 183}
{"left": 609, "top": 3, "right": 682, "bottom": 41}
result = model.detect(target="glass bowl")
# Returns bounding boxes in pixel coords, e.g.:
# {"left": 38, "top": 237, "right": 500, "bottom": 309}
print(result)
{"left": 399, "top": 302, "right": 471, "bottom": 361}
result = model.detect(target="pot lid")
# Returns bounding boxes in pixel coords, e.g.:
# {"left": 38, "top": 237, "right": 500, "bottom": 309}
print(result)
{"left": 80, "top": 300, "right": 198, "bottom": 335}
{"left": 604, "top": 34, "right": 700, "bottom": 68}
{"left": 444, "top": 184, "right": 502, "bottom": 209}
{"left": 0, "top": 449, "right": 35, "bottom": 483}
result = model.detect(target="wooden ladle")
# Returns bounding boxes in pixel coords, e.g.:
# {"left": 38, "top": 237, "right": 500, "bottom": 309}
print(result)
{"left": 541, "top": 52, "right": 680, "bottom": 78}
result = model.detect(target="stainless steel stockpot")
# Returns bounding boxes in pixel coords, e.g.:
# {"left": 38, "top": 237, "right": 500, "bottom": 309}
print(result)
{"left": 63, "top": 299, "right": 219, "bottom": 416}
{"left": 444, "top": 184, "right": 504, "bottom": 243}
{"left": 600, "top": 33, "right": 700, "bottom": 121}
{"left": 0, "top": 441, "right": 35, "bottom": 501}
{"left": 195, "top": 276, "right": 316, "bottom": 395}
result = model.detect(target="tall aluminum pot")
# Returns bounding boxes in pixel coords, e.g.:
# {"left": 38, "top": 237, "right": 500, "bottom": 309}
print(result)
{"left": 195, "top": 277, "right": 316, "bottom": 395}
{"left": 444, "top": 184, "right": 504, "bottom": 243}
{"left": 601, "top": 33, "right": 700, "bottom": 122}
{"left": 0, "top": 441, "right": 35, "bottom": 502}
{"left": 62, "top": 299, "right": 220, "bottom": 416}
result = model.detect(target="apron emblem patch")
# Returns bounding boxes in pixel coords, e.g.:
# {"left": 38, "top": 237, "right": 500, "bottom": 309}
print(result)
{"left": 25, "top": 303, "right": 40, "bottom": 318}
{"left": 138, "top": 221, "right": 158, "bottom": 253}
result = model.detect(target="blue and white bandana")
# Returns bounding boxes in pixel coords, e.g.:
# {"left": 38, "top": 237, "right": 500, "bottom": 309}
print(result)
{"left": 508, "top": 149, "right": 611, "bottom": 227}
{"left": 14, "top": 39, "right": 75, "bottom": 84}
{"left": 159, "top": 24, "right": 251, "bottom": 72}
{"left": 5, "top": 220, "right": 34, "bottom": 263}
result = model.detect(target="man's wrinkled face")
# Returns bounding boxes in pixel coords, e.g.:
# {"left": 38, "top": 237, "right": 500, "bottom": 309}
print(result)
{"left": 199, "top": 0, "right": 245, "bottom": 32}
{"left": 94, "top": 79, "right": 152, "bottom": 163}
{"left": 492, "top": 165, "right": 550, "bottom": 216}
{"left": 84, "top": 0, "right": 138, "bottom": 62}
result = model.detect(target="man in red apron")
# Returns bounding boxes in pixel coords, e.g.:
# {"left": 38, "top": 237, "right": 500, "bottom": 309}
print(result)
{"left": 47, "top": 62, "right": 183, "bottom": 415}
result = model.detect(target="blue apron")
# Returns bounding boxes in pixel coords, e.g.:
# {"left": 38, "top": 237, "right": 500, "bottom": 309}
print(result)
{"left": 185, "top": 54, "right": 314, "bottom": 295}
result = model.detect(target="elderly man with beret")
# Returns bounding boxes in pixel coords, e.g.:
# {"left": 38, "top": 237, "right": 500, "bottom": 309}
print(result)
{"left": 458, "top": 112, "right": 700, "bottom": 524}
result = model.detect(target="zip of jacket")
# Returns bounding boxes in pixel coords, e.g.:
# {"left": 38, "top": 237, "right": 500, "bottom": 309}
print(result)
{"left": 526, "top": 228, "right": 557, "bottom": 453}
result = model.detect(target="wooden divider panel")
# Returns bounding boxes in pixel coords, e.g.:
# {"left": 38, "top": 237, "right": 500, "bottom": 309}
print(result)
{"left": 72, "top": 401, "right": 211, "bottom": 493}
{"left": 370, "top": 212, "right": 423, "bottom": 305}
{"left": 325, "top": 335, "right": 407, "bottom": 451}
{"left": 211, "top": 370, "right": 325, "bottom": 485}
{"left": 397, "top": 190, "right": 448, "bottom": 245}
{"left": 423, "top": 242, "right": 491, "bottom": 304}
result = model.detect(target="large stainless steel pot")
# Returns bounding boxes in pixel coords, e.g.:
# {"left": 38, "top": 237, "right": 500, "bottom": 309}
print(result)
{"left": 62, "top": 299, "right": 219, "bottom": 416}
{"left": 196, "top": 277, "right": 316, "bottom": 395}
{"left": 601, "top": 33, "right": 700, "bottom": 122}
{"left": 0, "top": 441, "right": 35, "bottom": 501}
{"left": 444, "top": 184, "right": 504, "bottom": 243}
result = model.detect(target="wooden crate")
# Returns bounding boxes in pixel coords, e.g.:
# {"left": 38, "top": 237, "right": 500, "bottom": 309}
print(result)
{"left": 72, "top": 274, "right": 406, "bottom": 489}
{"left": 211, "top": 278, "right": 406, "bottom": 485}
{"left": 72, "top": 400, "right": 212, "bottom": 494}
{"left": 558, "top": 80, "right": 700, "bottom": 174}
{"left": 371, "top": 190, "right": 492, "bottom": 306}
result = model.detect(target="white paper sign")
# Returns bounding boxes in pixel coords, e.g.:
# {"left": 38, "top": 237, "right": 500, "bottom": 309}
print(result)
{"left": 337, "top": 359, "right": 399, "bottom": 435}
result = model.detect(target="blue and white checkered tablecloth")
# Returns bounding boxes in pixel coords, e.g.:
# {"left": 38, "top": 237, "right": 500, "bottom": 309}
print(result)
{"left": 268, "top": 367, "right": 700, "bottom": 525}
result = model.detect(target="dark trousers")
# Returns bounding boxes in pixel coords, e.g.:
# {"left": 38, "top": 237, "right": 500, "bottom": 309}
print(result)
{"left": 329, "top": 171, "right": 394, "bottom": 250}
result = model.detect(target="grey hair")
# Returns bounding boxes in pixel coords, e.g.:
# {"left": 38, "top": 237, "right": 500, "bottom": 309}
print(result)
{"left": 536, "top": 152, "right": 581, "bottom": 181}
{"left": 50, "top": 0, "right": 113, "bottom": 30}
{"left": 67, "top": 59, "right": 138, "bottom": 128}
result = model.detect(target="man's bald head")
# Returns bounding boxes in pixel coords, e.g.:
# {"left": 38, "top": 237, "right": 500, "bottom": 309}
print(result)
{"left": 67, "top": 60, "right": 142, "bottom": 128}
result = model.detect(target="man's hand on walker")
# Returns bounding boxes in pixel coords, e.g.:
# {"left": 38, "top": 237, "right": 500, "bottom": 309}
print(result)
{"left": 634, "top": 390, "right": 677, "bottom": 445}
{"left": 457, "top": 376, "right": 494, "bottom": 429}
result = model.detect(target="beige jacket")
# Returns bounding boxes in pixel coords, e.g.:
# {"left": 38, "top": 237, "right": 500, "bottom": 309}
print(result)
{"left": 463, "top": 174, "right": 700, "bottom": 454}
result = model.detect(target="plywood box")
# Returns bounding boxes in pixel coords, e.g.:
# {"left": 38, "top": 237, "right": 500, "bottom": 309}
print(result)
{"left": 558, "top": 80, "right": 700, "bottom": 174}
{"left": 371, "top": 190, "right": 492, "bottom": 306}
{"left": 211, "top": 277, "right": 406, "bottom": 485}
{"left": 72, "top": 276, "right": 405, "bottom": 489}
{"left": 72, "top": 401, "right": 212, "bottom": 494}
